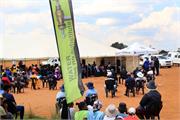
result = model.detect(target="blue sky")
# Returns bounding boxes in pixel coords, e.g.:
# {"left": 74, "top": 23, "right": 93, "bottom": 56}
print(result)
{"left": 0, "top": 0, "right": 180, "bottom": 58}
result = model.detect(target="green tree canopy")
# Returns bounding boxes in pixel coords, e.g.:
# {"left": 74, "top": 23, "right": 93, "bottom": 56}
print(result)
{"left": 111, "top": 42, "right": 128, "bottom": 50}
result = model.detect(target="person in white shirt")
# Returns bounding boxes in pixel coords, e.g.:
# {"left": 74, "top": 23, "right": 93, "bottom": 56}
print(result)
{"left": 55, "top": 84, "right": 65, "bottom": 113}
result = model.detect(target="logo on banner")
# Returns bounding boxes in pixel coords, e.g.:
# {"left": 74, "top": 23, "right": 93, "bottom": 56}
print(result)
{"left": 55, "top": 0, "right": 71, "bottom": 38}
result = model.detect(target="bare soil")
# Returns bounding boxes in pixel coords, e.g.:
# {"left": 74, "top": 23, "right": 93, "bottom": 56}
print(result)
{"left": 13, "top": 67, "right": 180, "bottom": 119}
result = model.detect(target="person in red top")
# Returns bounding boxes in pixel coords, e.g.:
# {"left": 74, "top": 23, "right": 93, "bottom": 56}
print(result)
{"left": 2, "top": 74, "right": 11, "bottom": 85}
{"left": 124, "top": 107, "right": 138, "bottom": 120}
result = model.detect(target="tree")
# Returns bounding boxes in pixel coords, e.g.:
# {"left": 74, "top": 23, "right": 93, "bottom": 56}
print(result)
{"left": 159, "top": 50, "right": 168, "bottom": 55}
{"left": 111, "top": 42, "right": 128, "bottom": 50}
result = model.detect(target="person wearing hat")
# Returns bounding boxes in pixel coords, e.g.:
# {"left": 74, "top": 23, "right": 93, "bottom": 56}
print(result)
{"left": 123, "top": 107, "right": 138, "bottom": 120}
{"left": 85, "top": 82, "right": 97, "bottom": 97}
{"left": 136, "top": 80, "right": 162, "bottom": 119}
{"left": 104, "top": 71, "right": 117, "bottom": 97}
{"left": 135, "top": 72, "right": 146, "bottom": 95}
{"left": 103, "top": 104, "right": 118, "bottom": 120}
{"left": 93, "top": 100, "right": 105, "bottom": 120}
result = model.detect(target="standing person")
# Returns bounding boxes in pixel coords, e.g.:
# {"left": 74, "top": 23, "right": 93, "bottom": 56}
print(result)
{"left": 2, "top": 85, "right": 24, "bottom": 120}
{"left": 119, "top": 67, "right": 128, "bottom": 84}
{"left": 143, "top": 58, "right": 150, "bottom": 75}
{"left": 150, "top": 56, "right": 155, "bottom": 75}
{"left": 136, "top": 80, "right": 162, "bottom": 119}
{"left": 154, "top": 57, "right": 160, "bottom": 76}
{"left": 30, "top": 72, "right": 38, "bottom": 90}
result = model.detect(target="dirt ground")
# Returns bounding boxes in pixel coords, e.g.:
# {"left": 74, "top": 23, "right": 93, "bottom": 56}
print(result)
{"left": 13, "top": 67, "right": 180, "bottom": 119}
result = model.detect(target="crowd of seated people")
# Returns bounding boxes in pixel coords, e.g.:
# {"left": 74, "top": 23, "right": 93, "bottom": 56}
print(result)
{"left": 55, "top": 80, "right": 162, "bottom": 120}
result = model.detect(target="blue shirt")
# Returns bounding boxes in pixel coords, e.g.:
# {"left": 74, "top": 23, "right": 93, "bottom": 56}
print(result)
{"left": 0, "top": 90, "right": 4, "bottom": 94}
{"left": 93, "top": 111, "right": 104, "bottom": 120}
{"left": 85, "top": 89, "right": 97, "bottom": 97}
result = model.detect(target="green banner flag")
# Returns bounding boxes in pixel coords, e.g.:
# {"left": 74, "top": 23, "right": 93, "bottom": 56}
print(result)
{"left": 49, "top": 0, "right": 84, "bottom": 103}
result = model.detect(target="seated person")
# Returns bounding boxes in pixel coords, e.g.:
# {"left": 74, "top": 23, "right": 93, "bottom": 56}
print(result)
{"left": 124, "top": 73, "right": 135, "bottom": 96}
{"left": 104, "top": 72, "right": 117, "bottom": 97}
{"left": 0, "top": 94, "right": 13, "bottom": 119}
{"left": 56, "top": 84, "right": 66, "bottom": 113}
{"left": 135, "top": 72, "right": 146, "bottom": 94}
{"left": 124, "top": 107, "right": 138, "bottom": 120}
{"left": 60, "top": 99, "right": 75, "bottom": 120}
{"left": 116, "top": 102, "right": 128, "bottom": 119}
{"left": 2, "top": 85, "right": 24, "bottom": 119}
{"left": 85, "top": 82, "right": 98, "bottom": 105}
{"left": 85, "top": 82, "right": 97, "bottom": 97}
{"left": 103, "top": 104, "right": 118, "bottom": 120}
{"left": 1, "top": 74, "right": 11, "bottom": 86}
{"left": 93, "top": 100, "right": 104, "bottom": 120}
{"left": 146, "top": 70, "right": 155, "bottom": 82}
{"left": 75, "top": 101, "right": 93, "bottom": 120}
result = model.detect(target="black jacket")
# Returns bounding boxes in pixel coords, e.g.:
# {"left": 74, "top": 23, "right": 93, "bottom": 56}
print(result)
{"left": 140, "top": 90, "right": 162, "bottom": 114}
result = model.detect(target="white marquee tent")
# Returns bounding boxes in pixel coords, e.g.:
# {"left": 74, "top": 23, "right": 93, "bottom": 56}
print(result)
{"left": 116, "top": 42, "right": 158, "bottom": 56}
{"left": 0, "top": 38, "right": 120, "bottom": 59}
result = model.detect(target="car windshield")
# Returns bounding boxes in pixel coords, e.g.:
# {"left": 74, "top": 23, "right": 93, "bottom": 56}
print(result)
{"left": 158, "top": 56, "right": 167, "bottom": 59}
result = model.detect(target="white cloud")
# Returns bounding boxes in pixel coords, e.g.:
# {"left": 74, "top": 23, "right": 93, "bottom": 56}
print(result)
{"left": 73, "top": 0, "right": 136, "bottom": 16}
{"left": 0, "top": 0, "right": 47, "bottom": 9}
{"left": 96, "top": 18, "right": 118, "bottom": 26}
{"left": 128, "top": 7, "right": 180, "bottom": 30}
{"left": 103, "top": 6, "right": 180, "bottom": 50}
{"left": 1, "top": 11, "right": 53, "bottom": 35}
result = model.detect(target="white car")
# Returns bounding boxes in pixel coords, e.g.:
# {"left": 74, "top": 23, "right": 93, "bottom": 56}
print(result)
{"left": 153, "top": 55, "right": 173, "bottom": 68}
{"left": 167, "top": 52, "right": 180, "bottom": 65}
{"left": 42, "top": 57, "right": 60, "bottom": 66}
{"left": 140, "top": 55, "right": 173, "bottom": 68}
{"left": 173, "top": 54, "right": 180, "bottom": 64}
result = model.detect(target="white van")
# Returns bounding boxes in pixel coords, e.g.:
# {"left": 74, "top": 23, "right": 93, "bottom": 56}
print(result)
{"left": 42, "top": 57, "right": 60, "bottom": 66}
{"left": 167, "top": 52, "right": 180, "bottom": 65}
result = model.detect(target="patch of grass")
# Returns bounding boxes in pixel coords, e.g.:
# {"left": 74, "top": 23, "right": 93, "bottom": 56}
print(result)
{"left": 50, "top": 113, "right": 59, "bottom": 120}
{"left": 24, "top": 106, "right": 46, "bottom": 120}
{"left": 50, "top": 109, "right": 59, "bottom": 120}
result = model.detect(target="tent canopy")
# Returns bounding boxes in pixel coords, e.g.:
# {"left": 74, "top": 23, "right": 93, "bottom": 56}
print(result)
{"left": 77, "top": 38, "right": 119, "bottom": 58}
{"left": 1, "top": 38, "right": 120, "bottom": 59}
{"left": 116, "top": 42, "right": 158, "bottom": 56}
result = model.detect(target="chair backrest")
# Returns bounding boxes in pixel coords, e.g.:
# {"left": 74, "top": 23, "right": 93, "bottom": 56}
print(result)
{"left": 136, "top": 80, "right": 144, "bottom": 87}
{"left": 105, "top": 80, "right": 115, "bottom": 90}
